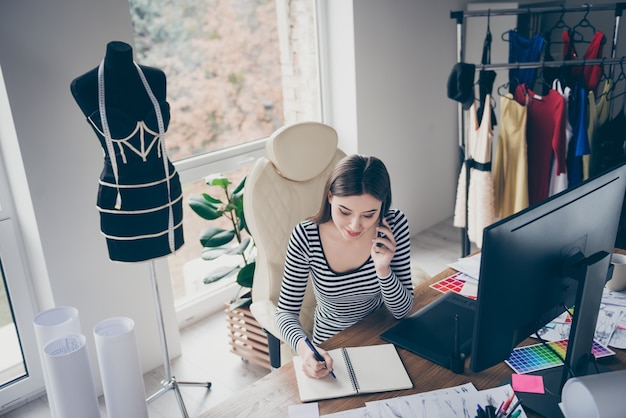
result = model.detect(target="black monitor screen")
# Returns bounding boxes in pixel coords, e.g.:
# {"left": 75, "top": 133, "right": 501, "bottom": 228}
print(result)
{"left": 471, "top": 163, "right": 626, "bottom": 373}
{"left": 381, "top": 163, "right": 626, "bottom": 417}
{"left": 470, "top": 162, "right": 626, "bottom": 416}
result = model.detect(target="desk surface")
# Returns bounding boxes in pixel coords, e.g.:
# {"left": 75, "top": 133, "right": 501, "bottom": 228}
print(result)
{"left": 201, "top": 266, "right": 626, "bottom": 418}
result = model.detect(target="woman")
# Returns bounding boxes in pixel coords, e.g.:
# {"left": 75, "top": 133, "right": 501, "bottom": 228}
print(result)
{"left": 276, "top": 154, "right": 414, "bottom": 379}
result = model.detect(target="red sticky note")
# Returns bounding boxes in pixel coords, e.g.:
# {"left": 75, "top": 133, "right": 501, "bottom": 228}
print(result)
{"left": 511, "top": 373, "right": 545, "bottom": 394}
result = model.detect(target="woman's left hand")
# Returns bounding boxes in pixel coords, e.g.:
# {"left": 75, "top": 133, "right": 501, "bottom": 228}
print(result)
{"left": 372, "top": 219, "right": 395, "bottom": 276}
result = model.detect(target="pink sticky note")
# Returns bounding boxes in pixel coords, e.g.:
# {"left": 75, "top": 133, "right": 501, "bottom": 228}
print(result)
{"left": 511, "top": 373, "right": 545, "bottom": 394}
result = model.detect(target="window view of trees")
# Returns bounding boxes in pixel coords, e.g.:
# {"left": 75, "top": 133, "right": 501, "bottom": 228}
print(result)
{"left": 129, "top": 0, "right": 285, "bottom": 162}
{"left": 128, "top": 0, "right": 321, "bottom": 311}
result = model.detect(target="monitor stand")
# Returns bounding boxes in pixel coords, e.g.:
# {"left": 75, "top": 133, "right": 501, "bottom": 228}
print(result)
{"left": 516, "top": 251, "right": 611, "bottom": 417}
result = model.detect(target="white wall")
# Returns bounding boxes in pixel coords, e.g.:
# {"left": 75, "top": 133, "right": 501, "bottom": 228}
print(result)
{"left": 0, "top": 0, "right": 180, "bottom": 397}
{"left": 324, "top": 0, "right": 468, "bottom": 239}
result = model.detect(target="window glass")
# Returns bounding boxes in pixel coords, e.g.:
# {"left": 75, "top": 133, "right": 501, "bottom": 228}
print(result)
{"left": 129, "top": 0, "right": 321, "bottom": 314}
{"left": 0, "top": 261, "right": 27, "bottom": 388}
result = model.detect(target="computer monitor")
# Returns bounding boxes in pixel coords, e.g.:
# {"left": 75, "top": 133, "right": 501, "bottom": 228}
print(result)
{"left": 469, "top": 162, "right": 626, "bottom": 416}
{"left": 381, "top": 162, "right": 626, "bottom": 417}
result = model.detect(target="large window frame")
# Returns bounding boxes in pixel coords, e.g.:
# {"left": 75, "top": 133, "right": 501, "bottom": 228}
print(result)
{"left": 0, "top": 66, "right": 44, "bottom": 413}
{"left": 132, "top": 0, "right": 329, "bottom": 326}
{"left": 173, "top": 139, "right": 268, "bottom": 327}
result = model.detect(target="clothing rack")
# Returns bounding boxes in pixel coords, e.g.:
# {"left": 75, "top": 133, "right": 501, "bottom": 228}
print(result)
{"left": 450, "top": 3, "right": 626, "bottom": 257}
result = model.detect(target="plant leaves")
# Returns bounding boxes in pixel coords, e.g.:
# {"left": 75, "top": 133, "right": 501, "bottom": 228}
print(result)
{"left": 205, "top": 174, "right": 231, "bottom": 188}
{"left": 236, "top": 261, "right": 255, "bottom": 288}
{"left": 203, "top": 265, "right": 238, "bottom": 284}
{"left": 229, "top": 296, "right": 252, "bottom": 310}
{"left": 188, "top": 195, "right": 221, "bottom": 220}
{"left": 232, "top": 175, "right": 246, "bottom": 194}
{"left": 201, "top": 193, "right": 222, "bottom": 204}
{"left": 224, "top": 237, "right": 251, "bottom": 255}
{"left": 201, "top": 247, "right": 229, "bottom": 260}
{"left": 199, "top": 227, "right": 236, "bottom": 247}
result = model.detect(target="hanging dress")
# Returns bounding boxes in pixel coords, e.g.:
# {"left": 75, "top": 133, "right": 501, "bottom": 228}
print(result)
{"left": 454, "top": 96, "right": 495, "bottom": 248}
{"left": 549, "top": 79, "right": 571, "bottom": 196}
{"left": 492, "top": 94, "right": 528, "bottom": 219}
{"left": 562, "top": 30, "right": 606, "bottom": 92}
{"left": 514, "top": 84, "right": 566, "bottom": 206}
{"left": 477, "top": 17, "right": 497, "bottom": 127}
{"left": 589, "top": 79, "right": 612, "bottom": 176}
{"left": 85, "top": 61, "right": 184, "bottom": 262}
{"left": 508, "top": 31, "right": 545, "bottom": 92}
{"left": 567, "top": 85, "right": 591, "bottom": 187}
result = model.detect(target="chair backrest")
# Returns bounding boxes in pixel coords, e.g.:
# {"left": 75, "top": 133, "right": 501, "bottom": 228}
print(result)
{"left": 244, "top": 122, "right": 346, "bottom": 334}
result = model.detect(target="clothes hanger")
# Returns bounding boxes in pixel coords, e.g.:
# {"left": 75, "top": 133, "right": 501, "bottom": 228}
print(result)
{"left": 607, "top": 57, "right": 626, "bottom": 102}
{"left": 546, "top": 6, "right": 572, "bottom": 37}
{"left": 568, "top": 4, "right": 595, "bottom": 43}
{"left": 501, "top": 7, "right": 531, "bottom": 42}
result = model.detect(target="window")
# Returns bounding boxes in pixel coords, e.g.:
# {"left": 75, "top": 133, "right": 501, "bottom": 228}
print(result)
{"left": 128, "top": 0, "right": 322, "bottom": 322}
{"left": 0, "top": 66, "right": 43, "bottom": 411}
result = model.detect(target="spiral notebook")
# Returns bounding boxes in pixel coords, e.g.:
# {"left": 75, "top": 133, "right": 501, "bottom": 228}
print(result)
{"left": 292, "top": 343, "right": 413, "bottom": 402}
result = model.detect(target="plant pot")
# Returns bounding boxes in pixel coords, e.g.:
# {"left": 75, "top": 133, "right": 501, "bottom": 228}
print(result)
{"left": 225, "top": 303, "right": 271, "bottom": 370}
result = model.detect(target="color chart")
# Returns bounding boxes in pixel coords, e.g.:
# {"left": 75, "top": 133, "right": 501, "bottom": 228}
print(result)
{"left": 429, "top": 272, "right": 477, "bottom": 299}
{"left": 505, "top": 339, "right": 615, "bottom": 374}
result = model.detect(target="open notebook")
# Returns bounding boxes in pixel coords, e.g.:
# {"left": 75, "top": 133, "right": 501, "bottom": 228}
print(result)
{"left": 293, "top": 343, "right": 413, "bottom": 402}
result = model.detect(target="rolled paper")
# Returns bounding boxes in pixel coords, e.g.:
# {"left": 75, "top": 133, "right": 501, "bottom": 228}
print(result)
{"left": 33, "top": 306, "right": 81, "bottom": 418}
{"left": 561, "top": 369, "right": 626, "bottom": 418}
{"left": 93, "top": 317, "right": 148, "bottom": 418}
{"left": 43, "top": 334, "right": 100, "bottom": 418}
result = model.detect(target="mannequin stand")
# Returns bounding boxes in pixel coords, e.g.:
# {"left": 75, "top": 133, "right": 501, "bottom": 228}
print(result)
{"left": 145, "top": 260, "right": 211, "bottom": 417}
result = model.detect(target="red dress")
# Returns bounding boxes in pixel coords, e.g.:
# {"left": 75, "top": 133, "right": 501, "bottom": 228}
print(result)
{"left": 514, "top": 84, "right": 567, "bottom": 206}
{"left": 562, "top": 30, "right": 606, "bottom": 91}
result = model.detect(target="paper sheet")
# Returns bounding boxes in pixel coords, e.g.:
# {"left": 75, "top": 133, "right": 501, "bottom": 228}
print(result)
{"left": 94, "top": 317, "right": 148, "bottom": 418}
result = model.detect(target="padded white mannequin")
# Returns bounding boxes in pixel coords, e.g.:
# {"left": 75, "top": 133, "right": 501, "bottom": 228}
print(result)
{"left": 244, "top": 122, "right": 346, "bottom": 368}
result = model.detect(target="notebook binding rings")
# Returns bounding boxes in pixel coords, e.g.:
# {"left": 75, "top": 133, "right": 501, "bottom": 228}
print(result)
{"left": 342, "top": 348, "right": 359, "bottom": 393}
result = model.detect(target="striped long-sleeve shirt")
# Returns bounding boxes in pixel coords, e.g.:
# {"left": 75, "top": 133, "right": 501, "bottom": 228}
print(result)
{"left": 276, "top": 209, "right": 414, "bottom": 350}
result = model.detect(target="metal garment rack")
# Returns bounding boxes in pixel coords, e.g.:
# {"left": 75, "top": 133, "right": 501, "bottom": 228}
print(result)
{"left": 450, "top": 3, "right": 626, "bottom": 257}
{"left": 145, "top": 260, "right": 212, "bottom": 418}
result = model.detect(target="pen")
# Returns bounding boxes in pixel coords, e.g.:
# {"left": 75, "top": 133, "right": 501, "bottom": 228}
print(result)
{"left": 304, "top": 337, "right": 336, "bottom": 379}
{"left": 497, "top": 392, "right": 516, "bottom": 417}
{"left": 508, "top": 411, "right": 521, "bottom": 418}
{"left": 504, "top": 399, "right": 523, "bottom": 418}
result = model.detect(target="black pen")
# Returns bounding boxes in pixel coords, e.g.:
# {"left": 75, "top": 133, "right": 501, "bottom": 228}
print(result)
{"left": 304, "top": 337, "right": 336, "bottom": 378}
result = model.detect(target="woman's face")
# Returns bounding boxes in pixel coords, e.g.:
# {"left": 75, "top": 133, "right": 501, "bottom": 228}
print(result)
{"left": 328, "top": 193, "right": 382, "bottom": 240}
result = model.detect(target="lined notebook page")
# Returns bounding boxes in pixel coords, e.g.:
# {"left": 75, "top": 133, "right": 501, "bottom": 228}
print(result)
{"left": 293, "top": 343, "right": 412, "bottom": 402}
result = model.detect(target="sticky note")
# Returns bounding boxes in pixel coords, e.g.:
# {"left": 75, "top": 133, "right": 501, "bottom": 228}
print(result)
{"left": 511, "top": 373, "right": 545, "bottom": 394}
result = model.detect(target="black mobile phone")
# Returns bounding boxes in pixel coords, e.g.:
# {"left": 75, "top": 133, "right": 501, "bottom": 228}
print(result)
{"left": 376, "top": 217, "right": 385, "bottom": 247}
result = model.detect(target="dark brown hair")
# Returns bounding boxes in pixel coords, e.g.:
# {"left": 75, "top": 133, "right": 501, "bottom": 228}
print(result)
{"left": 309, "top": 154, "right": 392, "bottom": 224}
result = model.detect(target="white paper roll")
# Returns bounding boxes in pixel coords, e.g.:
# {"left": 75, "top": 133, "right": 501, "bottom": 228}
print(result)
{"left": 33, "top": 306, "right": 82, "bottom": 418}
{"left": 43, "top": 334, "right": 101, "bottom": 418}
{"left": 561, "top": 369, "right": 626, "bottom": 418}
{"left": 93, "top": 317, "right": 148, "bottom": 418}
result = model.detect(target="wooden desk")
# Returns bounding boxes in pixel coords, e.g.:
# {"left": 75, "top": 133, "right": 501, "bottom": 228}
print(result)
{"left": 201, "top": 266, "right": 626, "bottom": 418}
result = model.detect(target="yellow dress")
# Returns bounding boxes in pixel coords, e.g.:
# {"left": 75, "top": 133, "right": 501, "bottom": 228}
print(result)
{"left": 492, "top": 94, "right": 529, "bottom": 219}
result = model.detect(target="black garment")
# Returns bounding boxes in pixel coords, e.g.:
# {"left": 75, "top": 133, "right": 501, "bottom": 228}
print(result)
{"left": 71, "top": 42, "right": 184, "bottom": 262}
{"left": 477, "top": 23, "right": 497, "bottom": 127}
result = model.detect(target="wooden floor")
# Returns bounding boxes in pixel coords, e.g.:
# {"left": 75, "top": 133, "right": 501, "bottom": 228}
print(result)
{"left": 3, "top": 217, "right": 467, "bottom": 418}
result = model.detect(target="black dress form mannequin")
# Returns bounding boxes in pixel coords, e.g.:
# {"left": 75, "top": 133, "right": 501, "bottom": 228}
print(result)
{"left": 71, "top": 41, "right": 184, "bottom": 262}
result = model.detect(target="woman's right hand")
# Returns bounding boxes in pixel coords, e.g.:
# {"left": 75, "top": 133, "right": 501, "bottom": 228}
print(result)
{"left": 296, "top": 338, "right": 334, "bottom": 379}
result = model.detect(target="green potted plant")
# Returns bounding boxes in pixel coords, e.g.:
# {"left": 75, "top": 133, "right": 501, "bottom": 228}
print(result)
{"left": 188, "top": 174, "right": 255, "bottom": 310}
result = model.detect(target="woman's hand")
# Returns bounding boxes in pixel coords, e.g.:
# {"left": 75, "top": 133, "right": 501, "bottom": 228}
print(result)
{"left": 372, "top": 218, "right": 395, "bottom": 277}
{"left": 296, "top": 338, "right": 334, "bottom": 379}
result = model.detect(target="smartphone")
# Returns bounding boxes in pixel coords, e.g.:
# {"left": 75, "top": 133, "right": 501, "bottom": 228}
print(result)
{"left": 376, "top": 217, "right": 385, "bottom": 247}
